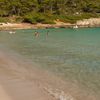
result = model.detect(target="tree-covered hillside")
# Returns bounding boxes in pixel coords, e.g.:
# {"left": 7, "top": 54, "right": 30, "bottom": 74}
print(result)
{"left": 0, "top": 0, "right": 100, "bottom": 23}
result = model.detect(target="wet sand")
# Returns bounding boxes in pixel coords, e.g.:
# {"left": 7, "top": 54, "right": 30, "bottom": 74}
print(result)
{"left": 0, "top": 49, "right": 75, "bottom": 100}
{"left": 0, "top": 85, "right": 11, "bottom": 100}
{"left": 0, "top": 50, "right": 56, "bottom": 100}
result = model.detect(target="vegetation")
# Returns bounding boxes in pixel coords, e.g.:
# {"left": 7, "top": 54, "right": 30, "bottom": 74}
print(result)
{"left": 0, "top": 0, "right": 100, "bottom": 23}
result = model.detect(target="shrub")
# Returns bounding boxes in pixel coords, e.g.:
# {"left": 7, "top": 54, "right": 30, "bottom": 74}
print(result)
{"left": 0, "top": 17, "right": 9, "bottom": 23}
{"left": 23, "top": 12, "right": 45, "bottom": 24}
{"left": 23, "top": 12, "right": 55, "bottom": 24}
{"left": 15, "top": 16, "right": 23, "bottom": 22}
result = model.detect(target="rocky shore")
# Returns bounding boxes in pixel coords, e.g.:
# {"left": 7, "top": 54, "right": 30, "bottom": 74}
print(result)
{"left": 0, "top": 18, "right": 100, "bottom": 30}
{"left": 76, "top": 18, "right": 100, "bottom": 27}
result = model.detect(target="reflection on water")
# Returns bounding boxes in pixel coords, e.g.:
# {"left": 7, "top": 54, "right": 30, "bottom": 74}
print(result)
{"left": 0, "top": 28, "right": 100, "bottom": 98}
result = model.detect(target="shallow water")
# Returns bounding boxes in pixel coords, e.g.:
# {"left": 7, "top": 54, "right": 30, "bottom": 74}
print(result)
{"left": 0, "top": 28, "right": 100, "bottom": 99}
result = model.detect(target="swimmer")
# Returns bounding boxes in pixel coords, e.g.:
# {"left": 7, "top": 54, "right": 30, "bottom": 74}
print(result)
{"left": 34, "top": 31, "right": 39, "bottom": 38}
{"left": 45, "top": 30, "right": 49, "bottom": 40}
{"left": 46, "top": 30, "right": 49, "bottom": 36}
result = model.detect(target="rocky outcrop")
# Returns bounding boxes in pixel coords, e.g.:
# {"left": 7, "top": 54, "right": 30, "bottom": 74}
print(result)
{"left": 76, "top": 18, "right": 100, "bottom": 27}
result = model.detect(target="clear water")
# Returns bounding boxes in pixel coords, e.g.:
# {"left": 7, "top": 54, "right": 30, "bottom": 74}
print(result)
{"left": 0, "top": 28, "right": 100, "bottom": 98}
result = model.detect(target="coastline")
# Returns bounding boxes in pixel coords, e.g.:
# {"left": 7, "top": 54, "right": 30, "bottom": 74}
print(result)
{"left": 0, "top": 18, "right": 100, "bottom": 30}
{"left": 0, "top": 49, "right": 56, "bottom": 100}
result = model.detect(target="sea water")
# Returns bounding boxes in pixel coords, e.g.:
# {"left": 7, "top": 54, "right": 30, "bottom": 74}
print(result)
{"left": 0, "top": 28, "right": 100, "bottom": 99}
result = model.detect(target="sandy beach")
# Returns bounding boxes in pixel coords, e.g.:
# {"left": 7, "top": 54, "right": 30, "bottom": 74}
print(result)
{"left": 0, "top": 22, "right": 72, "bottom": 30}
{"left": 0, "top": 49, "right": 76, "bottom": 100}
{"left": 0, "top": 50, "right": 56, "bottom": 100}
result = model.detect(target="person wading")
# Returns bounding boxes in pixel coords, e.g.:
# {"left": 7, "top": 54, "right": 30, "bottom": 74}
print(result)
{"left": 34, "top": 31, "right": 40, "bottom": 38}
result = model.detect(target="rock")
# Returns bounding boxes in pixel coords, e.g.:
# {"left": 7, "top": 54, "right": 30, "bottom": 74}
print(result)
{"left": 76, "top": 18, "right": 100, "bottom": 27}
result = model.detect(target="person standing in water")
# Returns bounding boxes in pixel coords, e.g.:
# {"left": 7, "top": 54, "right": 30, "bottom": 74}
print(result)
{"left": 46, "top": 30, "right": 49, "bottom": 37}
{"left": 45, "top": 30, "right": 50, "bottom": 40}
{"left": 46, "top": 30, "right": 49, "bottom": 38}
{"left": 34, "top": 31, "right": 39, "bottom": 38}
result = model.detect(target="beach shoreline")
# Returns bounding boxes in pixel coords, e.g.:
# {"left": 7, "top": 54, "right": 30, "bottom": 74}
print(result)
{"left": 0, "top": 18, "right": 100, "bottom": 30}
{"left": 0, "top": 49, "right": 56, "bottom": 100}
{"left": 0, "top": 49, "right": 77, "bottom": 100}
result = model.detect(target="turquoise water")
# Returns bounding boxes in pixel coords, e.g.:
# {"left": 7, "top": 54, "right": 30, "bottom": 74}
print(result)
{"left": 0, "top": 28, "right": 100, "bottom": 98}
